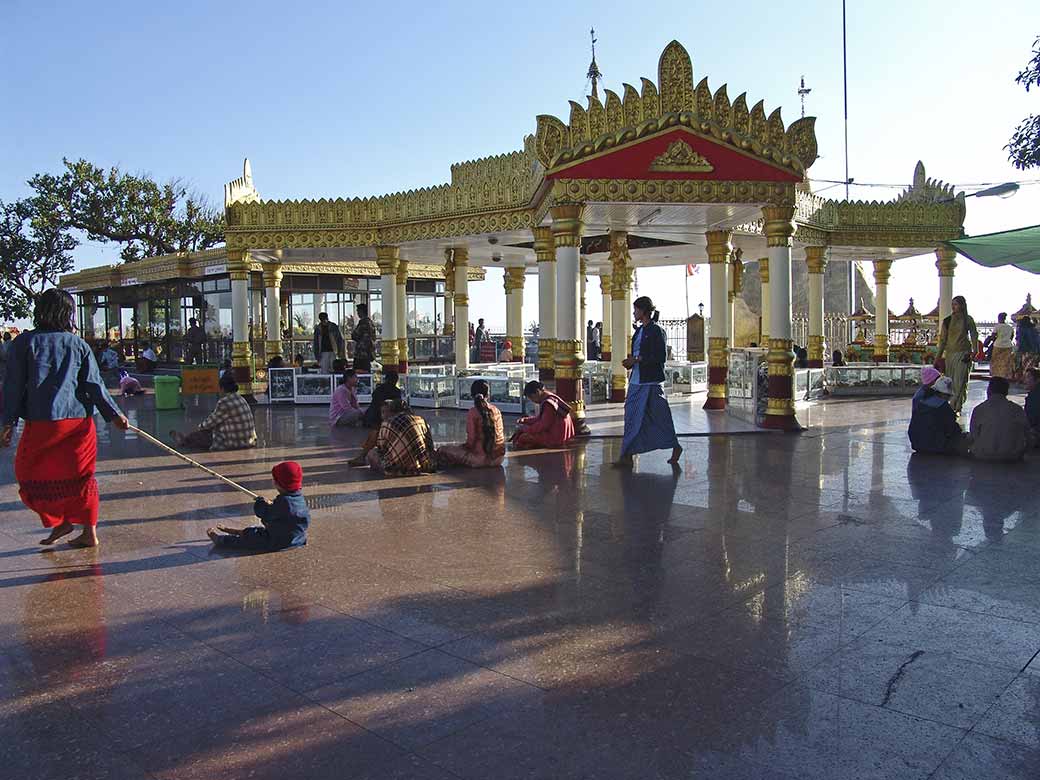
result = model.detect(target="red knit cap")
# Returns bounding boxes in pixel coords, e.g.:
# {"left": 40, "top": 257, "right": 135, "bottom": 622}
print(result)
{"left": 272, "top": 461, "right": 303, "bottom": 492}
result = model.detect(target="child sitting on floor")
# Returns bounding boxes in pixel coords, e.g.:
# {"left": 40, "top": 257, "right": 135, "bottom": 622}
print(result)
{"left": 118, "top": 369, "right": 144, "bottom": 396}
{"left": 207, "top": 461, "right": 310, "bottom": 551}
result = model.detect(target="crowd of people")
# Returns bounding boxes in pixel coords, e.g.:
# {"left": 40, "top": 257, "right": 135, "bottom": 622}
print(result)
{"left": 4, "top": 284, "right": 1036, "bottom": 554}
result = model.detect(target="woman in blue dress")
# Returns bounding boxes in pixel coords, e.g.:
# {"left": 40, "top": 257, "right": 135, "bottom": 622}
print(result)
{"left": 615, "top": 296, "right": 682, "bottom": 467}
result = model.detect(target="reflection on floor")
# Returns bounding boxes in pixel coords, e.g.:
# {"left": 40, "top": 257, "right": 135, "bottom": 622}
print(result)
{"left": 1, "top": 380, "right": 1038, "bottom": 779}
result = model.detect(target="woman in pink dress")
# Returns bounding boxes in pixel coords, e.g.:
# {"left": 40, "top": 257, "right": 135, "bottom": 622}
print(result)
{"left": 511, "top": 380, "right": 575, "bottom": 450}
{"left": 437, "top": 380, "right": 506, "bottom": 467}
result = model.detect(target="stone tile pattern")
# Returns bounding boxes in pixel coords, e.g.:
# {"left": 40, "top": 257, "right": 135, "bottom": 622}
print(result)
{"left": 1, "top": 382, "right": 1038, "bottom": 779}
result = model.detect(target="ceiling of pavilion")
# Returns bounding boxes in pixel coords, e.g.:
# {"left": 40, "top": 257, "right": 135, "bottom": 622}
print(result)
{"left": 223, "top": 42, "right": 965, "bottom": 269}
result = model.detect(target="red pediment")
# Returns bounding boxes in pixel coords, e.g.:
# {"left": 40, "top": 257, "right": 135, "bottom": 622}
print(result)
{"left": 547, "top": 128, "right": 801, "bottom": 183}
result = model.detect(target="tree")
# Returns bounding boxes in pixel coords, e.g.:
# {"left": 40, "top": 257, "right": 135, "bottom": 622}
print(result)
{"left": 28, "top": 159, "right": 224, "bottom": 262}
{"left": 0, "top": 198, "right": 77, "bottom": 321}
{"left": 1008, "top": 36, "right": 1040, "bottom": 170}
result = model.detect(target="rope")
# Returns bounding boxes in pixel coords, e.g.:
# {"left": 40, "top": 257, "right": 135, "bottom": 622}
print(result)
{"left": 126, "top": 424, "right": 261, "bottom": 500}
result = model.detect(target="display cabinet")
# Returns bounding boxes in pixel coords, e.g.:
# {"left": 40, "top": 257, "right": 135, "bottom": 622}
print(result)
{"left": 456, "top": 375, "right": 527, "bottom": 414}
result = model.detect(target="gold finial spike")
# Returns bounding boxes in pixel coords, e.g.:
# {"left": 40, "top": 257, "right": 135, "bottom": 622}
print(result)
{"left": 586, "top": 28, "right": 602, "bottom": 100}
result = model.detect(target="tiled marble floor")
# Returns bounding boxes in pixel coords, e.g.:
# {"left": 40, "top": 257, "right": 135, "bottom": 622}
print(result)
{"left": 1, "top": 382, "right": 1038, "bottom": 779}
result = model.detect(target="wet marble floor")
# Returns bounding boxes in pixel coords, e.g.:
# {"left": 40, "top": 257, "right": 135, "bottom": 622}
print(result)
{"left": 1, "top": 381, "right": 1039, "bottom": 779}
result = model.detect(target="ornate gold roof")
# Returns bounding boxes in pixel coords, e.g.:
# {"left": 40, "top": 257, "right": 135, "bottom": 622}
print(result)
{"left": 534, "top": 40, "right": 817, "bottom": 178}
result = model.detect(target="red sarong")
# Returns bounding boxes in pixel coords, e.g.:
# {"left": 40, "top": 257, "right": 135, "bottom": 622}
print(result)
{"left": 15, "top": 418, "right": 99, "bottom": 528}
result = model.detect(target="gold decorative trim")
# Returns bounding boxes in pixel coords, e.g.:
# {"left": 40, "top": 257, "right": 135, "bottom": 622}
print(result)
{"left": 807, "top": 334, "right": 824, "bottom": 362}
{"left": 805, "top": 246, "right": 828, "bottom": 274}
{"left": 533, "top": 226, "right": 555, "bottom": 262}
{"left": 648, "top": 140, "right": 713, "bottom": 172}
{"left": 550, "top": 203, "right": 585, "bottom": 247}
{"left": 705, "top": 230, "right": 732, "bottom": 264}
{"left": 454, "top": 294, "right": 470, "bottom": 308}
{"left": 765, "top": 337, "right": 795, "bottom": 417}
{"left": 551, "top": 178, "right": 796, "bottom": 207}
{"left": 935, "top": 246, "right": 957, "bottom": 277}
{"left": 758, "top": 256, "right": 769, "bottom": 283}
{"left": 261, "top": 263, "right": 283, "bottom": 288}
{"left": 609, "top": 231, "right": 632, "bottom": 298}
{"left": 873, "top": 259, "right": 892, "bottom": 285}
{"left": 503, "top": 266, "right": 526, "bottom": 294}
{"left": 762, "top": 205, "right": 796, "bottom": 247}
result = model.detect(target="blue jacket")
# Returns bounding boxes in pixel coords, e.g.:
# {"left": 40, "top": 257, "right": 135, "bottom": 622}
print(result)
{"left": 630, "top": 321, "right": 667, "bottom": 384}
{"left": 253, "top": 491, "right": 310, "bottom": 549}
{"left": 908, "top": 387, "right": 961, "bottom": 453}
{"left": 2, "top": 330, "right": 120, "bottom": 428}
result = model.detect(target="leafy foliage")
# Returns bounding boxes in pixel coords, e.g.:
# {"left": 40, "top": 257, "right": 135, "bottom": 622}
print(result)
{"left": 1008, "top": 36, "right": 1040, "bottom": 170}
{"left": 28, "top": 159, "right": 224, "bottom": 262}
{"left": 0, "top": 198, "right": 77, "bottom": 321}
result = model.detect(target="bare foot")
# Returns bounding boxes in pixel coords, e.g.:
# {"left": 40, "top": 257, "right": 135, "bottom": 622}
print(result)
{"left": 667, "top": 445, "right": 683, "bottom": 465}
{"left": 68, "top": 530, "right": 99, "bottom": 548}
{"left": 40, "top": 523, "right": 75, "bottom": 545}
{"left": 207, "top": 528, "right": 223, "bottom": 544}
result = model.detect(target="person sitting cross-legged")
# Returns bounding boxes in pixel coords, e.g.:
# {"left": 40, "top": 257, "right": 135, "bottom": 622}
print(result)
{"left": 171, "top": 373, "right": 257, "bottom": 451}
{"left": 348, "top": 371, "right": 402, "bottom": 466}
{"left": 365, "top": 400, "right": 436, "bottom": 476}
{"left": 329, "top": 369, "right": 364, "bottom": 427}
{"left": 907, "top": 374, "right": 969, "bottom": 456}
{"left": 437, "top": 379, "right": 506, "bottom": 468}
{"left": 969, "top": 376, "right": 1034, "bottom": 462}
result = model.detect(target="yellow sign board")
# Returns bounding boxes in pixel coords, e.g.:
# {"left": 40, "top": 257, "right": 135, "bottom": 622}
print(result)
{"left": 181, "top": 366, "right": 220, "bottom": 395}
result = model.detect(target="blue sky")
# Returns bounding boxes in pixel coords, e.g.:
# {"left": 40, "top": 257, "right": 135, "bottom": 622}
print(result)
{"left": 3, "top": 0, "right": 1039, "bottom": 327}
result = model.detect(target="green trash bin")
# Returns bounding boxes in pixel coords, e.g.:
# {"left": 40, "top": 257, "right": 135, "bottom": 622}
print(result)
{"left": 153, "top": 375, "right": 182, "bottom": 410}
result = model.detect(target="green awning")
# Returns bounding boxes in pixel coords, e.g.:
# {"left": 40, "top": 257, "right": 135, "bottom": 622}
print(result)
{"left": 946, "top": 224, "right": 1040, "bottom": 274}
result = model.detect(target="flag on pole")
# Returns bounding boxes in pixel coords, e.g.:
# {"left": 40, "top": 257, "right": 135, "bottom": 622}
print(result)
{"left": 686, "top": 263, "right": 699, "bottom": 277}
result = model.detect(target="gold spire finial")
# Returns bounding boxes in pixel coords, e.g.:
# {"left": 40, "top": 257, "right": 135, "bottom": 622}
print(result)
{"left": 586, "top": 28, "right": 602, "bottom": 100}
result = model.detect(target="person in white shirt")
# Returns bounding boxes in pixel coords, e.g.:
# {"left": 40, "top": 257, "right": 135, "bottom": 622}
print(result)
{"left": 990, "top": 312, "right": 1015, "bottom": 379}
{"left": 138, "top": 342, "right": 159, "bottom": 372}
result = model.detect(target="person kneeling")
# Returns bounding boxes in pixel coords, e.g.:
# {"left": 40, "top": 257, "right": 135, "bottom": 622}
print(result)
{"left": 511, "top": 381, "right": 575, "bottom": 450}
{"left": 118, "top": 369, "right": 144, "bottom": 397}
{"left": 908, "top": 374, "right": 969, "bottom": 455}
{"left": 366, "top": 400, "right": 436, "bottom": 476}
{"left": 208, "top": 462, "right": 309, "bottom": 551}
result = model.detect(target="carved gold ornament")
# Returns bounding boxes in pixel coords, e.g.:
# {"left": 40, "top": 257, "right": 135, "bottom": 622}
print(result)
{"left": 648, "top": 140, "right": 714, "bottom": 173}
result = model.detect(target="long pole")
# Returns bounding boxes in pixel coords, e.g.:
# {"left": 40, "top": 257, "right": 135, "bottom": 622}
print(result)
{"left": 843, "top": 0, "right": 855, "bottom": 339}
{"left": 127, "top": 424, "right": 261, "bottom": 499}
{"left": 684, "top": 266, "right": 691, "bottom": 320}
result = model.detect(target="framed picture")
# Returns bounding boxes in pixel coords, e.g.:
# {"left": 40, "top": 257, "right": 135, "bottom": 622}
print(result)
{"left": 295, "top": 374, "right": 335, "bottom": 404}
{"left": 268, "top": 368, "right": 296, "bottom": 403}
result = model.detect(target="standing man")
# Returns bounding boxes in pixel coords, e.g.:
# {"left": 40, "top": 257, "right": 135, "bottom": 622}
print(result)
{"left": 184, "top": 317, "right": 206, "bottom": 365}
{"left": 313, "top": 312, "right": 344, "bottom": 374}
{"left": 935, "top": 295, "right": 978, "bottom": 415}
{"left": 474, "top": 318, "right": 490, "bottom": 362}
{"left": 586, "top": 320, "right": 597, "bottom": 360}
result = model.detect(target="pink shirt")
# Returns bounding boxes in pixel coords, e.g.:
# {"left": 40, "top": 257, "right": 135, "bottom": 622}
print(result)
{"left": 329, "top": 384, "right": 360, "bottom": 426}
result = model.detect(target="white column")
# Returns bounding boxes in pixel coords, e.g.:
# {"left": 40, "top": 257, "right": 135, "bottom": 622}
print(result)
{"left": 806, "top": 247, "right": 827, "bottom": 366}
{"left": 442, "top": 251, "right": 455, "bottom": 336}
{"left": 873, "top": 259, "right": 891, "bottom": 363}
{"left": 504, "top": 266, "right": 525, "bottom": 361}
{"left": 453, "top": 247, "right": 470, "bottom": 371}
{"left": 599, "top": 272, "right": 612, "bottom": 360}
{"left": 727, "top": 261, "right": 736, "bottom": 347}
{"left": 936, "top": 247, "right": 956, "bottom": 322}
{"left": 763, "top": 205, "right": 799, "bottom": 429}
{"left": 608, "top": 233, "right": 631, "bottom": 402}
{"left": 262, "top": 262, "right": 283, "bottom": 360}
{"left": 396, "top": 259, "right": 408, "bottom": 371}
{"left": 534, "top": 227, "right": 556, "bottom": 379}
{"left": 579, "top": 256, "right": 588, "bottom": 360}
{"left": 759, "top": 257, "right": 770, "bottom": 343}
{"left": 550, "top": 204, "right": 586, "bottom": 425}
{"left": 375, "top": 246, "right": 399, "bottom": 371}
{"left": 228, "top": 249, "right": 253, "bottom": 394}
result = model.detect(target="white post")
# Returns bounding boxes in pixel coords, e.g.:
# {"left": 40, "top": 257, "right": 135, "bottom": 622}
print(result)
{"left": 504, "top": 266, "right": 525, "bottom": 362}
{"left": 534, "top": 227, "right": 556, "bottom": 380}
{"left": 873, "top": 259, "right": 891, "bottom": 363}
{"left": 705, "top": 230, "right": 731, "bottom": 409}
{"left": 396, "top": 259, "right": 408, "bottom": 372}
{"left": 375, "top": 246, "right": 399, "bottom": 371}
{"left": 936, "top": 247, "right": 956, "bottom": 322}
{"left": 759, "top": 257, "right": 771, "bottom": 343}
{"left": 453, "top": 247, "right": 470, "bottom": 371}
{"left": 262, "top": 262, "right": 283, "bottom": 361}
{"left": 579, "top": 256, "right": 588, "bottom": 360}
{"left": 599, "top": 272, "right": 612, "bottom": 360}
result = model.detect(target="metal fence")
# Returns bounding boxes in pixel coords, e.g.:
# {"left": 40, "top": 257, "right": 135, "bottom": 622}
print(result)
{"left": 791, "top": 315, "right": 850, "bottom": 354}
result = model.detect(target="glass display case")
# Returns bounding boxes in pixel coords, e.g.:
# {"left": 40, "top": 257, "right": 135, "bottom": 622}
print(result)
{"left": 456, "top": 375, "right": 527, "bottom": 414}
{"left": 410, "top": 336, "right": 436, "bottom": 363}
{"left": 823, "top": 365, "right": 920, "bottom": 396}
{"left": 407, "top": 373, "right": 457, "bottom": 408}
{"left": 689, "top": 362, "right": 708, "bottom": 392}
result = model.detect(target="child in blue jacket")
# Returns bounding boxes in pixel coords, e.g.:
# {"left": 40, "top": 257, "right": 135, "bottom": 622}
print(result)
{"left": 208, "top": 461, "right": 310, "bottom": 550}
